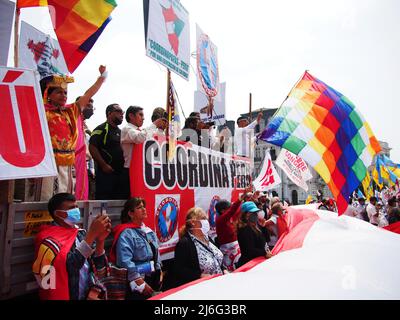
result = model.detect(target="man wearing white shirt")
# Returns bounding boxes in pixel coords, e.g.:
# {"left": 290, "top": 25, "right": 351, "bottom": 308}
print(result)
{"left": 355, "top": 197, "right": 368, "bottom": 221}
{"left": 234, "top": 112, "right": 263, "bottom": 158}
{"left": 121, "top": 106, "right": 166, "bottom": 170}
{"left": 366, "top": 196, "right": 379, "bottom": 226}
{"left": 147, "top": 108, "right": 168, "bottom": 139}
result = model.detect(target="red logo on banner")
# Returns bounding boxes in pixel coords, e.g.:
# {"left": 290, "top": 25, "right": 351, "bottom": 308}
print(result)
{"left": 260, "top": 159, "right": 275, "bottom": 187}
{"left": 0, "top": 70, "right": 46, "bottom": 167}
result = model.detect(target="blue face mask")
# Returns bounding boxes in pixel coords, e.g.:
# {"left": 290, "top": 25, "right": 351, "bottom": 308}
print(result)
{"left": 63, "top": 208, "right": 81, "bottom": 225}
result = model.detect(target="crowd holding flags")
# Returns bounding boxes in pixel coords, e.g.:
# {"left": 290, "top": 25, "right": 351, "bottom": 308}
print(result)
{"left": 1, "top": 0, "right": 400, "bottom": 303}
{"left": 3, "top": 0, "right": 400, "bottom": 211}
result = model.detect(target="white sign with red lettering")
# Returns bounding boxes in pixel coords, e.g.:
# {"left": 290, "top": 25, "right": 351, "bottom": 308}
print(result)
{"left": 253, "top": 150, "right": 281, "bottom": 191}
{"left": 276, "top": 149, "right": 312, "bottom": 191}
{"left": 0, "top": 67, "right": 57, "bottom": 180}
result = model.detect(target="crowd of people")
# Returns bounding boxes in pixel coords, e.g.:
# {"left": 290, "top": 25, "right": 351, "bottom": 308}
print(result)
{"left": 342, "top": 193, "right": 400, "bottom": 227}
{"left": 32, "top": 188, "right": 400, "bottom": 300}
{"left": 38, "top": 65, "right": 264, "bottom": 202}
{"left": 32, "top": 188, "right": 292, "bottom": 300}
{"left": 32, "top": 66, "right": 400, "bottom": 300}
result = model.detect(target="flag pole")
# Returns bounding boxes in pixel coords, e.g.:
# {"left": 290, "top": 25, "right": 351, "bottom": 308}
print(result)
{"left": 14, "top": 7, "right": 20, "bottom": 67}
{"left": 166, "top": 69, "right": 171, "bottom": 160}
{"left": 249, "top": 92, "right": 252, "bottom": 122}
{"left": 268, "top": 70, "right": 307, "bottom": 121}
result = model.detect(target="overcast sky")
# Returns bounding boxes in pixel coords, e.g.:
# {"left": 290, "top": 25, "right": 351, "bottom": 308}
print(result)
{"left": 17, "top": 0, "right": 400, "bottom": 161}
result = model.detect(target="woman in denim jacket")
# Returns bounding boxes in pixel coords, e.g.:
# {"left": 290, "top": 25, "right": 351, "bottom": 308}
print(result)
{"left": 110, "top": 198, "right": 162, "bottom": 299}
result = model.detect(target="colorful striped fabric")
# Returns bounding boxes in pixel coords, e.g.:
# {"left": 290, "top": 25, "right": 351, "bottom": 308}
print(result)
{"left": 259, "top": 71, "right": 381, "bottom": 214}
{"left": 47, "top": 0, "right": 117, "bottom": 72}
{"left": 17, "top": 0, "right": 47, "bottom": 8}
{"left": 166, "top": 72, "right": 182, "bottom": 161}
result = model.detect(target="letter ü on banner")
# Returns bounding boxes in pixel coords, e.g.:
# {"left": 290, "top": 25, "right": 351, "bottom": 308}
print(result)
{"left": 0, "top": 67, "right": 57, "bottom": 180}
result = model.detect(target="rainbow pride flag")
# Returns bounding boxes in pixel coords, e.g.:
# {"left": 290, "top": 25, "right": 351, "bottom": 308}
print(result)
{"left": 19, "top": 1, "right": 117, "bottom": 72}
{"left": 259, "top": 71, "right": 381, "bottom": 214}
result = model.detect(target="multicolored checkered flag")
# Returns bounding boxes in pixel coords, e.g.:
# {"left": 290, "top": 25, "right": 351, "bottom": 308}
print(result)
{"left": 259, "top": 71, "right": 381, "bottom": 214}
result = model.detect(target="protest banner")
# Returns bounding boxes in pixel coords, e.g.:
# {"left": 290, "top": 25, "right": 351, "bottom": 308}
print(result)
{"left": 144, "top": 0, "right": 190, "bottom": 80}
{"left": 276, "top": 149, "right": 312, "bottom": 191}
{"left": 194, "top": 82, "right": 226, "bottom": 125}
{"left": 19, "top": 21, "right": 68, "bottom": 79}
{"left": 129, "top": 138, "right": 251, "bottom": 258}
{"left": 0, "top": 66, "right": 57, "bottom": 180}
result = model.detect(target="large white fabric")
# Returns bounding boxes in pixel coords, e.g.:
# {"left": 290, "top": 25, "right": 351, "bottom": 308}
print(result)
{"left": 160, "top": 207, "right": 400, "bottom": 299}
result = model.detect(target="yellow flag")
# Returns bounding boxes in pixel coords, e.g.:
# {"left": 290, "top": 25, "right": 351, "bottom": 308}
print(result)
{"left": 305, "top": 195, "right": 313, "bottom": 204}
{"left": 362, "top": 172, "right": 374, "bottom": 200}
{"left": 372, "top": 167, "right": 383, "bottom": 190}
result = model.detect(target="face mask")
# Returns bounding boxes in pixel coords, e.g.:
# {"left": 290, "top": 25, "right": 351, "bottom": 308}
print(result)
{"left": 82, "top": 108, "right": 94, "bottom": 119}
{"left": 199, "top": 219, "right": 210, "bottom": 236}
{"left": 61, "top": 208, "right": 81, "bottom": 226}
{"left": 257, "top": 210, "right": 265, "bottom": 220}
{"left": 192, "top": 219, "right": 210, "bottom": 236}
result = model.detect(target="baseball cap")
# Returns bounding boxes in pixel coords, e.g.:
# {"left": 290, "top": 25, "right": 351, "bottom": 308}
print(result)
{"left": 241, "top": 201, "right": 260, "bottom": 213}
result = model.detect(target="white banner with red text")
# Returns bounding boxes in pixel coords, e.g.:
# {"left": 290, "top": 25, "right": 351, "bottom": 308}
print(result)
{"left": 0, "top": 67, "right": 57, "bottom": 180}
{"left": 276, "top": 149, "right": 312, "bottom": 191}
{"left": 129, "top": 138, "right": 251, "bottom": 258}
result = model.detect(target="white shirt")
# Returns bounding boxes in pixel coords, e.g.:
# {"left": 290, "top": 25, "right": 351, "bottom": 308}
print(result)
{"left": 366, "top": 203, "right": 379, "bottom": 225}
{"left": 234, "top": 120, "right": 257, "bottom": 157}
{"left": 343, "top": 205, "right": 358, "bottom": 217}
{"left": 355, "top": 203, "right": 366, "bottom": 220}
{"left": 146, "top": 123, "right": 165, "bottom": 139}
{"left": 121, "top": 123, "right": 149, "bottom": 168}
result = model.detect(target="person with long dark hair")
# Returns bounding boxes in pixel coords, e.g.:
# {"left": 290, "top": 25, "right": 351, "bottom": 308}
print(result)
{"left": 236, "top": 201, "right": 272, "bottom": 268}
{"left": 110, "top": 198, "right": 162, "bottom": 299}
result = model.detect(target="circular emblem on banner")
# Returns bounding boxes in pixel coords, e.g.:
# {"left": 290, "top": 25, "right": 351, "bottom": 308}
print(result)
{"left": 155, "top": 197, "right": 179, "bottom": 243}
{"left": 208, "top": 195, "right": 221, "bottom": 228}
{"left": 197, "top": 33, "right": 219, "bottom": 97}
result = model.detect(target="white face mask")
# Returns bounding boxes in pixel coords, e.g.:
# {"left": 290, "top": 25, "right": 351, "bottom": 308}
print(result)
{"left": 200, "top": 219, "right": 210, "bottom": 236}
{"left": 192, "top": 219, "right": 210, "bottom": 236}
{"left": 257, "top": 210, "right": 265, "bottom": 220}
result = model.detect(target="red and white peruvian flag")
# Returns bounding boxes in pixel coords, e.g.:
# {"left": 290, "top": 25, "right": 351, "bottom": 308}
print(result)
{"left": 153, "top": 205, "right": 400, "bottom": 299}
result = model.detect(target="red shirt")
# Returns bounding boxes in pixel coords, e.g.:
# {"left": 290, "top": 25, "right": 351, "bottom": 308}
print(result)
{"left": 216, "top": 200, "right": 242, "bottom": 245}
{"left": 45, "top": 103, "right": 80, "bottom": 166}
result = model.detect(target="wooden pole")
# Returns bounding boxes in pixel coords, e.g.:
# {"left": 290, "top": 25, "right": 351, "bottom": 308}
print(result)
{"left": 14, "top": 8, "right": 20, "bottom": 67}
{"left": 249, "top": 92, "right": 252, "bottom": 122}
